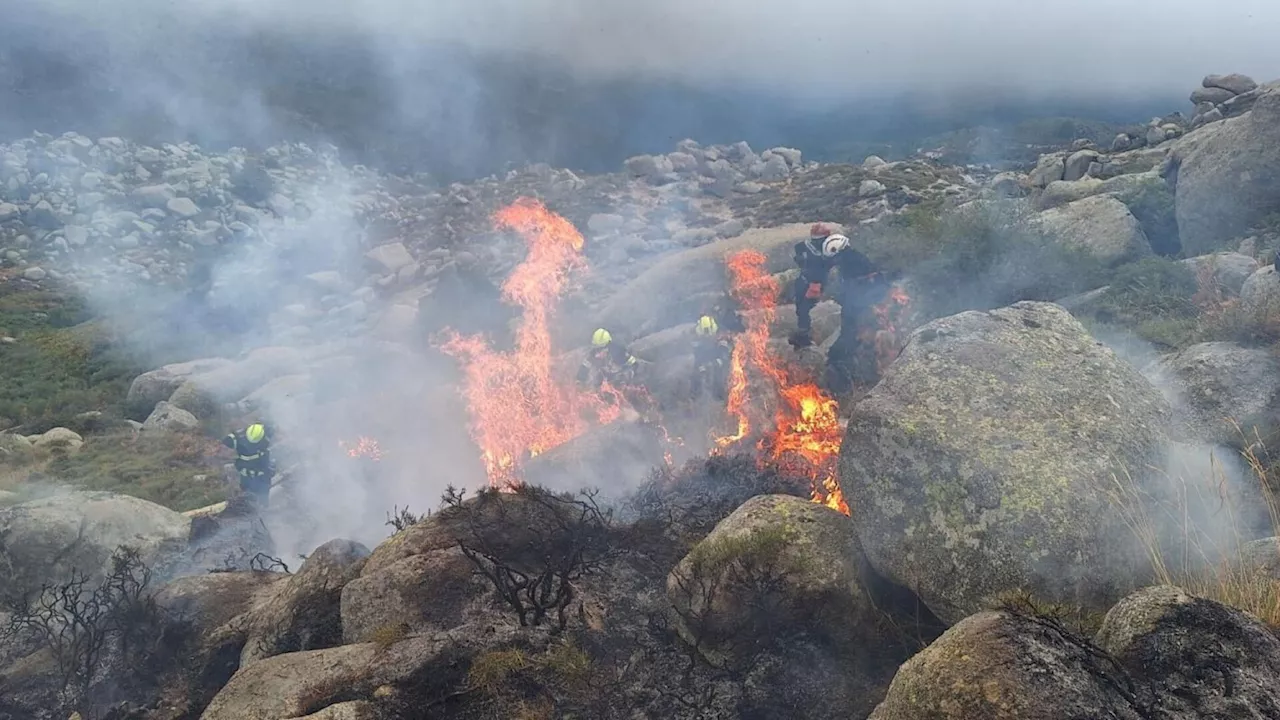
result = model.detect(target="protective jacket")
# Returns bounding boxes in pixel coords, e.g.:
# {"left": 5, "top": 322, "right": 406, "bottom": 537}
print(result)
{"left": 223, "top": 426, "right": 273, "bottom": 477}
{"left": 578, "top": 344, "right": 637, "bottom": 384}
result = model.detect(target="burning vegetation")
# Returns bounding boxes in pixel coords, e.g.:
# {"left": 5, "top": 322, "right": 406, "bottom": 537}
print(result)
{"left": 438, "top": 198, "right": 910, "bottom": 511}
{"left": 438, "top": 198, "right": 637, "bottom": 488}
{"left": 340, "top": 436, "right": 383, "bottom": 461}
{"left": 712, "top": 249, "right": 851, "bottom": 514}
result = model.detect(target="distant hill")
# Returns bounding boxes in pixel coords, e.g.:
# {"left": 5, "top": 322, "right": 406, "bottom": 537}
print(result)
{"left": 0, "top": 9, "right": 1180, "bottom": 182}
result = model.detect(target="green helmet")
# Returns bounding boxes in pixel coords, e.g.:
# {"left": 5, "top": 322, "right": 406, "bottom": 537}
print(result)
{"left": 591, "top": 328, "right": 612, "bottom": 347}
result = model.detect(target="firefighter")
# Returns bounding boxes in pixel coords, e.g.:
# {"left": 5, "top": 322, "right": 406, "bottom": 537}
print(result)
{"left": 222, "top": 422, "right": 275, "bottom": 507}
{"left": 578, "top": 328, "right": 639, "bottom": 389}
{"left": 691, "top": 314, "right": 732, "bottom": 400}
{"left": 825, "top": 268, "right": 897, "bottom": 395}
{"left": 789, "top": 223, "right": 878, "bottom": 349}
{"left": 710, "top": 291, "right": 746, "bottom": 335}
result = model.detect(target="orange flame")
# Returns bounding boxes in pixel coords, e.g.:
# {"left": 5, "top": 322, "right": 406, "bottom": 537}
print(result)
{"left": 716, "top": 250, "right": 784, "bottom": 447}
{"left": 864, "top": 283, "right": 912, "bottom": 372}
{"left": 711, "top": 255, "right": 913, "bottom": 517}
{"left": 711, "top": 250, "right": 849, "bottom": 514}
{"left": 340, "top": 436, "right": 383, "bottom": 462}
{"left": 439, "top": 198, "right": 623, "bottom": 488}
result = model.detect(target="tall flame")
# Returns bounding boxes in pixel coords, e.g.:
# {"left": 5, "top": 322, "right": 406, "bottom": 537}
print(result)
{"left": 439, "top": 198, "right": 619, "bottom": 488}
{"left": 716, "top": 250, "right": 784, "bottom": 447}
{"left": 711, "top": 250, "right": 849, "bottom": 513}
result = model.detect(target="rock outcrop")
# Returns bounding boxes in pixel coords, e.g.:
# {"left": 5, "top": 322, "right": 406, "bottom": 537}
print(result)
{"left": 1033, "top": 195, "right": 1151, "bottom": 265}
{"left": 0, "top": 490, "right": 191, "bottom": 592}
{"left": 204, "top": 538, "right": 370, "bottom": 669}
{"left": 595, "top": 223, "right": 838, "bottom": 338}
{"left": 868, "top": 610, "right": 1148, "bottom": 720}
{"left": 1240, "top": 264, "right": 1280, "bottom": 329}
{"left": 666, "top": 495, "right": 876, "bottom": 668}
{"left": 1097, "top": 585, "right": 1280, "bottom": 718}
{"left": 1179, "top": 251, "right": 1259, "bottom": 296}
{"left": 841, "top": 302, "right": 1172, "bottom": 624}
{"left": 199, "top": 624, "right": 506, "bottom": 720}
{"left": 1147, "top": 341, "right": 1280, "bottom": 448}
{"left": 1170, "top": 82, "right": 1280, "bottom": 254}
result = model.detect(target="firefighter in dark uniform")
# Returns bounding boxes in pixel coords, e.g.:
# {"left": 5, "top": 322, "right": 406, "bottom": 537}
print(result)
{"left": 788, "top": 224, "right": 889, "bottom": 393}
{"left": 691, "top": 315, "right": 732, "bottom": 400}
{"left": 222, "top": 422, "right": 274, "bottom": 507}
{"left": 790, "top": 224, "right": 877, "bottom": 348}
{"left": 578, "top": 328, "right": 639, "bottom": 389}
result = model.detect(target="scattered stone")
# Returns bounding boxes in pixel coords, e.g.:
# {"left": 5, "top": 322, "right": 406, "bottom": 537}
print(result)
{"left": 1178, "top": 251, "right": 1258, "bottom": 296}
{"left": 142, "top": 400, "right": 201, "bottom": 432}
{"left": 305, "top": 271, "right": 347, "bottom": 293}
{"left": 624, "top": 154, "right": 674, "bottom": 179}
{"left": 868, "top": 610, "right": 1148, "bottom": 720}
{"left": 1096, "top": 585, "right": 1280, "bottom": 717}
{"left": 0, "top": 490, "right": 188, "bottom": 592}
{"left": 667, "top": 495, "right": 879, "bottom": 668}
{"left": 769, "top": 147, "right": 802, "bottom": 166}
{"left": 27, "top": 200, "right": 62, "bottom": 228}
{"left": 1172, "top": 86, "right": 1280, "bottom": 254}
{"left": 130, "top": 184, "right": 175, "bottom": 208}
{"left": 21, "top": 267, "right": 47, "bottom": 281}
{"left": 1029, "top": 153, "right": 1066, "bottom": 187}
{"left": 587, "top": 213, "right": 626, "bottom": 234}
{"left": 989, "top": 172, "right": 1024, "bottom": 197}
{"left": 1063, "top": 149, "right": 1100, "bottom": 181}
{"left": 858, "top": 179, "right": 886, "bottom": 197}
{"left": 363, "top": 242, "right": 414, "bottom": 274}
{"left": 862, "top": 155, "right": 887, "bottom": 170}
{"left": 757, "top": 154, "right": 790, "bottom": 181}
{"left": 165, "top": 197, "right": 201, "bottom": 218}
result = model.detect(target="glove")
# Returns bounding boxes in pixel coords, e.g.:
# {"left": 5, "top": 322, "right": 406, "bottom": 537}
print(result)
{"left": 805, "top": 283, "right": 823, "bottom": 300}
{"left": 788, "top": 330, "right": 812, "bottom": 349}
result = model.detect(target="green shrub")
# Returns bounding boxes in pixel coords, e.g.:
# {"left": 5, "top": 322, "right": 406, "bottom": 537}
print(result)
{"left": 866, "top": 199, "right": 1106, "bottom": 319}
{"left": 43, "top": 430, "right": 229, "bottom": 511}
{"left": 1098, "top": 257, "right": 1197, "bottom": 317}
{"left": 0, "top": 283, "right": 147, "bottom": 432}
{"left": 1121, "top": 181, "right": 1180, "bottom": 256}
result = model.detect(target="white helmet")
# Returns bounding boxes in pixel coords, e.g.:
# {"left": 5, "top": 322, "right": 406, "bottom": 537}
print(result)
{"left": 822, "top": 234, "right": 850, "bottom": 257}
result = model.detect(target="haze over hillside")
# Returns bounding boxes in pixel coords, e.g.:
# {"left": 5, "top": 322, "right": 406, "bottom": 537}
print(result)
{"left": 5, "top": 0, "right": 1276, "bottom": 179}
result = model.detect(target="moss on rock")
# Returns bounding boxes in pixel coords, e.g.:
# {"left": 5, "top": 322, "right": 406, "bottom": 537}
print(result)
{"left": 841, "top": 301, "right": 1172, "bottom": 625}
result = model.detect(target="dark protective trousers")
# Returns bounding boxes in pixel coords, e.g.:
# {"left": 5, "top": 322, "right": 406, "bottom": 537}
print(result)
{"left": 239, "top": 469, "right": 273, "bottom": 507}
{"left": 794, "top": 275, "right": 823, "bottom": 333}
{"left": 825, "top": 279, "right": 891, "bottom": 394}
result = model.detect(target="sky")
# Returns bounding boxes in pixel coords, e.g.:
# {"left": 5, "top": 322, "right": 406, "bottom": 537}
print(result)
{"left": 25, "top": 0, "right": 1280, "bottom": 99}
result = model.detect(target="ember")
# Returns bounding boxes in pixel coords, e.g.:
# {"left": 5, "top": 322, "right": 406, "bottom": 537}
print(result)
{"left": 340, "top": 436, "right": 383, "bottom": 462}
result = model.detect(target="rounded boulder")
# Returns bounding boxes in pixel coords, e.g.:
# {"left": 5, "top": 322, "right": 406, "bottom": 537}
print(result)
{"left": 841, "top": 301, "right": 1172, "bottom": 624}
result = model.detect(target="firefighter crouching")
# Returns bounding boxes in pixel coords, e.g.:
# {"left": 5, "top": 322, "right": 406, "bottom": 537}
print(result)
{"left": 223, "top": 422, "right": 274, "bottom": 507}
{"left": 578, "top": 328, "right": 639, "bottom": 389}
{"left": 691, "top": 314, "right": 732, "bottom": 401}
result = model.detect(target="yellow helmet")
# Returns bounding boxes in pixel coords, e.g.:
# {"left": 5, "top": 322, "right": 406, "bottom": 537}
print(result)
{"left": 695, "top": 315, "right": 718, "bottom": 336}
{"left": 246, "top": 423, "right": 266, "bottom": 443}
{"left": 591, "top": 328, "right": 612, "bottom": 347}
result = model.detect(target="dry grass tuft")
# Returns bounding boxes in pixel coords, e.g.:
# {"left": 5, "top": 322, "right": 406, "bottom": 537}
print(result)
{"left": 1107, "top": 430, "right": 1280, "bottom": 630}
